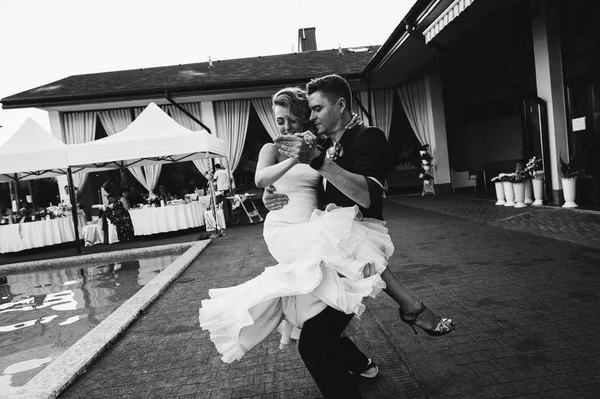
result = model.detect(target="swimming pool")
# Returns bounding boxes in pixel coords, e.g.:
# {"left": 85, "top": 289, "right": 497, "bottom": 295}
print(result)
{"left": 0, "top": 254, "right": 181, "bottom": 397}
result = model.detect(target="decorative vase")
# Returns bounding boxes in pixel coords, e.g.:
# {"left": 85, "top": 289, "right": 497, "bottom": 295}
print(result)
{"left": 532, "top": 178, "right": 544, "bottom": 206}
{"left": 561, "top": 178, "right": 578, "bottom": 208}
{"left": 512, "top": 182, "right": 527, "bottom": 208}
{"left": 494, "top": 182, "right": 505, "bottom": 205}
{"left": 502, "top": 181, "right": 515, "bottom": 206}
{"left": 524, "top": 179, "right": 533, "bottom": 205}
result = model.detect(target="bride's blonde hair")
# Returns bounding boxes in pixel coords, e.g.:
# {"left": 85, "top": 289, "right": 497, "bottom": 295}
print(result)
{"left": 272, "top": 87, "right": 310, "bottom": 128}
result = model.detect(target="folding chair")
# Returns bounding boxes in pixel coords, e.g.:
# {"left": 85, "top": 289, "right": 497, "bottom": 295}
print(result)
{"left": 236, "top": 194, "right": 263, "bottom": 224}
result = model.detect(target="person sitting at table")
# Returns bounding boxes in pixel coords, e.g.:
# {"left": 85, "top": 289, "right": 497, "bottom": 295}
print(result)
{"left": 127, "top": 186, "right": 145, "bottom": 208}
{"left": 157, "top": 185, "right": 173, "bottom": 202}
{"left": 103, "top": 193, "right": 135, "bottom": 242}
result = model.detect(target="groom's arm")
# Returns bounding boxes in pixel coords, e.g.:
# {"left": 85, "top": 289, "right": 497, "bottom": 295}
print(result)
{"left": 313, "top": 128, "right": 388, "bottom": 210}
{"left": 318, "top": 161, "right": 371, "bottom": 208}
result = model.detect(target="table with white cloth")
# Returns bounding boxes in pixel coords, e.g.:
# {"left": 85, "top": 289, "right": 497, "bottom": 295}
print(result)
{"left": 81, "top": 220, "right": 120, "bottom": 246}
{"left": 0, "top": 214, "right": 87, "bottom": 254}
{"left": 128, "top": 201, "right": 207, "bottom": 236}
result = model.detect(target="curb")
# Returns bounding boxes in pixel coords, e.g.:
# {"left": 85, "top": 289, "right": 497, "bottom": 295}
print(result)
{"left": 0, "top": 241, "right": 198, "bottom": 275}
{"left": 13, "top": 239, "right": 212, "bottom": 399}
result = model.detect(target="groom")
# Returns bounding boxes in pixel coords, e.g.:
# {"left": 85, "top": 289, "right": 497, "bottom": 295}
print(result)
{"left": 265, "top": 74, "right": 391, "bottom": 399}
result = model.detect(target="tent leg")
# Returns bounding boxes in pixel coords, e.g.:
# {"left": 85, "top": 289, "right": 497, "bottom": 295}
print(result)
{"left": 206, "top": 152, "right": 223, "bottom": 237}
{"left": 67, "top": 167, "right": 82, "bottom": 255}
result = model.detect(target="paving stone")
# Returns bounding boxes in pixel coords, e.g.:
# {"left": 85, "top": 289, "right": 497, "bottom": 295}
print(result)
{"left": 52, "top": 196, "right": 600, "bottom": 399}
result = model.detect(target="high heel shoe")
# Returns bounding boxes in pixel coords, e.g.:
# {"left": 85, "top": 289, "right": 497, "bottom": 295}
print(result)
{"left": 399, "top": 302, "right": 455, "bottom": 337}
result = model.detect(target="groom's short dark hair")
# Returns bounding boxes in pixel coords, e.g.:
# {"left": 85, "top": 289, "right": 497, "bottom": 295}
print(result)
{"left": 307, "top": 74, "right": 352, "bottom": 113}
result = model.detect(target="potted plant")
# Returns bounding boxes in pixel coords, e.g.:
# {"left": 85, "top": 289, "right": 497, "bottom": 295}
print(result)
{"left": 525, "top": 156, "right": 544, "bottom": 206}
{"left": 559, "top": 151, "right": 580, "bottom": 208}
{"left": 491, "top": 175, "right": 505, "bottom": 205}
{"left": 499, "top": 173, "right": 516, "bottom": 206}
{"left": 419, "top": 144, "right": 435, "bottom": 195}
{"left": 511, "top": 171, "right": 529, "bottom": 208}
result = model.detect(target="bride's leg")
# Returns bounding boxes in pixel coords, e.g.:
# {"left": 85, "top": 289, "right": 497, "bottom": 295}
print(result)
{"left": 380, "top": 268, "right": 452, "bottom": 332}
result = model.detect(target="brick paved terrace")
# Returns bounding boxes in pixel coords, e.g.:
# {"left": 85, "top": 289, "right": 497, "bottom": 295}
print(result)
{"left": 55, "top": 195, "right": 600, "bottom": 398}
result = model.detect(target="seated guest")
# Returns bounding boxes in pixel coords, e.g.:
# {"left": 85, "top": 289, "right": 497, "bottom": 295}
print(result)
{"left": 103, "top": 193, "right": 135, "bottom": 242}
{"left": 157, "top": 185, "right": 172, "bottom": 202}
{"left": 127, "top": 186, "right": 144, "bottom": 208}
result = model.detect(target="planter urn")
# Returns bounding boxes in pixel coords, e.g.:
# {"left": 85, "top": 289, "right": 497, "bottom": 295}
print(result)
{"left": 561, "top": 178, "right": 578, "bottom": 208}
{"left": 494, "top": 182, "right": 505, "bottom": 205}
{"left": 532, "top": 178, "right": 544, "bottom": 206}
{"left": 524, "top": 179, "right": 533, "bottom": 205}
{"left": 502, "top": 181, "right": 515, "bottom": 206}
{"left": 512, "top": 182, "right": 527, "bottom": 208}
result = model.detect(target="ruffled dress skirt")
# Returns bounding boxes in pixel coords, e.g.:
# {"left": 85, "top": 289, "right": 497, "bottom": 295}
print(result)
{"left": 198, "top": 205, "right": 394, "bottom": 363}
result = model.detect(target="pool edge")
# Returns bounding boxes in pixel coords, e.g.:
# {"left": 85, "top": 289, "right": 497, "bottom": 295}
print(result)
{"left": 13, "top": 239, "right": 212, "bottom": 399}
{"left": 0, "top": 241, "right": 198, "bottom": 275}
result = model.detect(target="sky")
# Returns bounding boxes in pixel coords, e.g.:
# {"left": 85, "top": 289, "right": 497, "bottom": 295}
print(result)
{"left": 0, "top": 0, "right": 415, "bottom": 143}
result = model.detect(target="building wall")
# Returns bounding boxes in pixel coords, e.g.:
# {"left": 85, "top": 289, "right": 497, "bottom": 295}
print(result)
{"left": 448, "top": 115, "right": 523, "bottom": 173}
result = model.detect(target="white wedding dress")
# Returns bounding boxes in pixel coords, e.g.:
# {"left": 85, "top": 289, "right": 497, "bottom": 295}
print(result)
{"left": 199, "top": 164, "right": 394, "bottom": 363}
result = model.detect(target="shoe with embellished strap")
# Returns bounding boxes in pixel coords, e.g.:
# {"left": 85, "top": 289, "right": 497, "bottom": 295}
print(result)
{"left": 399, "top": 302, "right": 455, "bottom": 337}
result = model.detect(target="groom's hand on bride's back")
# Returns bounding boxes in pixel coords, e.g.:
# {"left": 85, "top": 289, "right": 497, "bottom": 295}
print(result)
{"left": 263, "top": 185, "right": 288, "bottom": 211}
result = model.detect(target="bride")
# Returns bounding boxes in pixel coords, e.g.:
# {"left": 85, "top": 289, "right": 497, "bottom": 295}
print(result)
{"left": 199, "top": 87, "right": 454, "bottom": 366}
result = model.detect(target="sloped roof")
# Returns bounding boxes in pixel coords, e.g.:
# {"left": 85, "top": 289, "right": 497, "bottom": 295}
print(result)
{"left": 1, "top": 46, "right": 379, "bottom": 109}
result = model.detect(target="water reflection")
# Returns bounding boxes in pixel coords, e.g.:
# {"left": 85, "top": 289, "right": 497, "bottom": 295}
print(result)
{"left": 0, "top": 254, "right": 179, "bottom": 396}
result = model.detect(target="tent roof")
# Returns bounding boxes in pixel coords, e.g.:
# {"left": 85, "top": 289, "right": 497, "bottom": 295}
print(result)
{"left": 0, "top": 118, "right": 69, "bottom": 182}
{"left": 66, "top": 102, "right": 227, "bottom": 172}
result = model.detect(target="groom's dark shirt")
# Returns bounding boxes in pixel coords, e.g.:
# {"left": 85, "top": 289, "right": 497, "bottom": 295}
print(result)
{"left": 322, "top": 125, "right": 390, "bottom": 221}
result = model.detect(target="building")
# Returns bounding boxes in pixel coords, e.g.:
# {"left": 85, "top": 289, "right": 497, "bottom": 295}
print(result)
{"left": 3, "top": 0, "right": 599, "bottom": 208}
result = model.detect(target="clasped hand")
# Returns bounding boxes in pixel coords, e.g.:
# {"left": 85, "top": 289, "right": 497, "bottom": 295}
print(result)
{"left": 273, "top": 131, "right": 320, "bottom": 164}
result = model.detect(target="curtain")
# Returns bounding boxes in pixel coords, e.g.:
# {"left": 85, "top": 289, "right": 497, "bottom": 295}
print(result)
{"left": 164, "top": 102, "right": 211, "bottom": 176}
{"left": 62, "top": 111, "right": 97, "bottom": 195}
{"left": 98, "top": 109, "right": 132, "bottom": 136}
{"left": 128, "top": 107, "right": 163, "bottom": 194}
{"left": 397, "top": 76, "right": 431, "bottom": 146}
{"left": 251, "top": 97, "right": 279, "bottom": 140}
{"left": 352, "top": 90, "right": 370, "bottom": 125}
{"left": 372, "top": 88, "right": 394, "bottom": 139}
{"left": 213, "top": 99, "right": 251, "bottom": 172}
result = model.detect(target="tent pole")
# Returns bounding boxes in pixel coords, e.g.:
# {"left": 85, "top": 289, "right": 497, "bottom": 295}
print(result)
{"left": 206, "top": 152, "right": 223, "bottom": 236}
{"left": 8, "top": 179, "right": 17, "bottom": 212}
{"left": 12, "top": 177, "right": 20, "bottom": 211}
{"left": 67, "top": 167, "right": 82, "bottom": 255}
{"left": 27, "top": 180, "right": 36, "bottom": 210}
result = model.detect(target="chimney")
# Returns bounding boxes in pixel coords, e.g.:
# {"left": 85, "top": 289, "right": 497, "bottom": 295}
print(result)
{"left": 298, "top": 28, "right": 317, "bottom": 52}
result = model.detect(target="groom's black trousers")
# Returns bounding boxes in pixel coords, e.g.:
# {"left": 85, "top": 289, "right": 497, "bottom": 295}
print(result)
{"left": 299, "top": 306, "right": 368, "bottom": 399}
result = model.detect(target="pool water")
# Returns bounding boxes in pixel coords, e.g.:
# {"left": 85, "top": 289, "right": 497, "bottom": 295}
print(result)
{"left": 0, "top": 254, "right": 181, "bottom": 397}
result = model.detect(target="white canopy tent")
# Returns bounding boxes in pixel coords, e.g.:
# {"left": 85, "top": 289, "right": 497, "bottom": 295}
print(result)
{"left": 66, "top": 102, "right": 229, "bottom": 238}
{"left": 0, "top": 118, "right": 69, "bottom": 182}
{"left": 67, "top": 102, "right": 226, "bottom": 171}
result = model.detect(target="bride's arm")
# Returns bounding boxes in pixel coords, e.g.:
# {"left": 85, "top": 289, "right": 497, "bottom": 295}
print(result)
{"left": 255, "top": 143, "right": 298, "bottom": 188}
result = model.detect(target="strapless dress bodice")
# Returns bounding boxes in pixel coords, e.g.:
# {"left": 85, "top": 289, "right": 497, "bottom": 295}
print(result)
{"left": 264, "top": 163, "right": 320, "bottom": 225}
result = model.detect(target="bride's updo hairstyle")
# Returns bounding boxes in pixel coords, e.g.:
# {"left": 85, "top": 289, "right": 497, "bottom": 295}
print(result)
{"left": 272, "top": 87, "right": 311, "bottom": 129}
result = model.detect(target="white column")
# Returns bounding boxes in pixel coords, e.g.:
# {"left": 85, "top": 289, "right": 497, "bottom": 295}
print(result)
{"left": 48, "top": 111, "right": 63, "bottom": 142}
{"left": 48, "top": 110, "right": 69, "bottom": 202}
{"left": 425, "top": 70, "right": 451, "bottom": 186}
{"left": 531, "top": 0, "right": 569, "bottom": 204}
{"left": 201, "top": 101, "right": 221, "bottom": 166}
{"left": 200, "top": 101, "right": 217, "bottom": 134}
